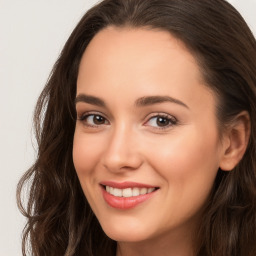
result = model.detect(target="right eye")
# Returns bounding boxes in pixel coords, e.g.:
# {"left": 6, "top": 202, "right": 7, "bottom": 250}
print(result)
{"left": 78, "top": 113, "right": 109, "bottom": 127}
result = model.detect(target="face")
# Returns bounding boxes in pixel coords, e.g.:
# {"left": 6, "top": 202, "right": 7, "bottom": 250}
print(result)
{"left": 73, "top": 27, "right": 224, "bottom": 244}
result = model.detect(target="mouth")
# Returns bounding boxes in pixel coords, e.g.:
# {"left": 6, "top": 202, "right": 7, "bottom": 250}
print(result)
{"left": 103, "top": 185, "right": 158, "bottom": 197}
{"left": 100, "top": 181, "right": 159, "bottom": 209}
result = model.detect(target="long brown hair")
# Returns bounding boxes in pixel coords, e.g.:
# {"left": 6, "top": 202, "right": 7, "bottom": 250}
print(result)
{"left": 17, "top": 0, "right": 256, "bottom": 255}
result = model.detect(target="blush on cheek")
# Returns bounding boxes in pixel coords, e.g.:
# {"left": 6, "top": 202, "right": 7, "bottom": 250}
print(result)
{"left": 150, "top": 130, "right": 219, "bottom": 190}
{"left": 73, "top": 133, "right": 96, "bottom": 171}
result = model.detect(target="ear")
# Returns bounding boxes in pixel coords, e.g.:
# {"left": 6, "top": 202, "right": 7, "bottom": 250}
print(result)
{"left": 219, "top": 111, "right": 251, "bottom": 171}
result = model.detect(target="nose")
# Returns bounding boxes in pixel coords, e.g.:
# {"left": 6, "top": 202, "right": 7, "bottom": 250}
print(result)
{"left": 101, "top": 124, "right": 143, "bottom": 173}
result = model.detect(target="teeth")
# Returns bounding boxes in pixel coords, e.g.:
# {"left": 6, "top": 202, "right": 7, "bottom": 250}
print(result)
{"left": 132, "top": 187, "right": 140, "bottom": 196}
{"left": 113, "top": 188, "right": 122, "bottom": 197}
{"left": 140, "top": 188, "right": 147, "bottom": 195}
{"left": 148, "top": 188, "right": 154, "bottom": 193}
{"left": 123, "top": 188, "right": 132, "bottom": 197}
{"left": 105, "top": 186, "right": 156, "bottom": 197}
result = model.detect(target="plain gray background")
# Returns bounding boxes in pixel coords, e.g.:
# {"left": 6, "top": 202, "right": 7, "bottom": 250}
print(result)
{"left": 0, "top": 0, "right": 255, "bottom": 255}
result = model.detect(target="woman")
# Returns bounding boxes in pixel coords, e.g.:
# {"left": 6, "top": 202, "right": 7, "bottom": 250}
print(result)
{"left": 17, "top": 0, "right": 256, "bottom": 255}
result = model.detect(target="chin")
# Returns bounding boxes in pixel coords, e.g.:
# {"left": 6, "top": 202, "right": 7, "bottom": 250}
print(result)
{"left": 105, "top": 231, "right": 148, "bottom": 243}
{"left": 100, "top": 220, "right": 151, "bottom": 242}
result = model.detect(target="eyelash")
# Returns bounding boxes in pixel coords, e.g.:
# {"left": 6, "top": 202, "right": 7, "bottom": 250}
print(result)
{"left": 77, "top": 112, "right": 109, "bottom": 128}
{"left": 144, "top": 113, "right": 177, "bottom": 130}
{"left": 77, "top": 112, "right": 178, "bottom": 130}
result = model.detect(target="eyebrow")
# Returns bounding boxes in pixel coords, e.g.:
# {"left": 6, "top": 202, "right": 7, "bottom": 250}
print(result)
{"left": 135, "top": 96, "right": 189, "bottom": 109}
{"left": 75, "top": 94, "right": 189, "bottom": 109}
{"left": 75, "top": 94, "right": 106, "bottom": 107}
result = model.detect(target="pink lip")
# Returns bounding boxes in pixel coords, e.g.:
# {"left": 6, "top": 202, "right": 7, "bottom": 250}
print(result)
{"left": 100, "top": 181, "right": 156, "bottom": 189}
{"left": 100, "top": 181, "right": 158, "bottom": 210}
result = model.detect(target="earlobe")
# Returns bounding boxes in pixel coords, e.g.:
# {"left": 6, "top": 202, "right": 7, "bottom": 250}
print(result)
{"left": 219, "top": 111, "right": 251, "bottom": 171}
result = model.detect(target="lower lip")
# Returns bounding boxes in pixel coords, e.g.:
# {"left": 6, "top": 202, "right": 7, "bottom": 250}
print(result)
{"left": 101, "top": 187, "right": 157, "bottom": 210}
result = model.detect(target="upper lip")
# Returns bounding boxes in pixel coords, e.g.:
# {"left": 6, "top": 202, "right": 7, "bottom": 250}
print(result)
{"left": 100, "top": 181, "right": 158, "bottom": 189}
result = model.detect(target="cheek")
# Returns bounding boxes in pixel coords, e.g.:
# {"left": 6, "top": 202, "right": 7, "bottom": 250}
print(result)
{"left": 72, "top": 130, "right": 103, "bottom": 183}
{"left": 149, "top": 127, "right": 220, "bottom": 173}
{"left": 72, "top": 130, "right": 106, "bottom": 209}
{"left": 147, "top": 128, "right": 220, "bottom": 208}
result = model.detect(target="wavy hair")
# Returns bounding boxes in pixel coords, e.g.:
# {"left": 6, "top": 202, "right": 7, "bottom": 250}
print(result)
{"left": 17, "top": 0, "right": 256, "bottom": 255}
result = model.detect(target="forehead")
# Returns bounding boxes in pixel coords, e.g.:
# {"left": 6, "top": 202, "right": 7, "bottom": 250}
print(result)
{"left": 78, "top": 26, "right": 202, "bottom": 82}
{"left": 77, "top": 26, "right": 215, "bottom": 115}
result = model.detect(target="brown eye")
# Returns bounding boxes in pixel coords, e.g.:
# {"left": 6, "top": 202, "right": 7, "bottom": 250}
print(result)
{"left": 156, "top": 117, "right": 170, "bottom": 127}
{"left": 93, "top": 115, "right": 106, "bottom": 125}
{"left": 79, "top": 114, "right": 108, "bottom": 127}
{"left": 145, "top": 114, "right": 177, "bottom": 129}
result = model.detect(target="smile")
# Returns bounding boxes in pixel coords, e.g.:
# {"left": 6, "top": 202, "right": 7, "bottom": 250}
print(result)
{"left": 105, "top": 186, "right": 156, "bottom": 197}
{"left": 100, "top": 181, "right": 159, "bottom": 209}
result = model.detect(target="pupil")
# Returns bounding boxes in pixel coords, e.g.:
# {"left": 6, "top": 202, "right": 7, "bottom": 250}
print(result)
{"left": 157, "top": 117, "right": 169, "bottom": 127}
{"left": 93, "top": 115, "right": 105, "bottom": 124}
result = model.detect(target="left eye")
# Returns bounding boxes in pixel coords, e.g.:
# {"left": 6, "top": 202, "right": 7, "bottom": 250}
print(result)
{"left": 145, "top": 115, "right": 177, "bottom": 128}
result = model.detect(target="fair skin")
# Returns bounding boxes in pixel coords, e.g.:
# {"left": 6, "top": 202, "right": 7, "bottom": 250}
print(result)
{"left": 73, "top": 27, "right": 249, "bottom": 256}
